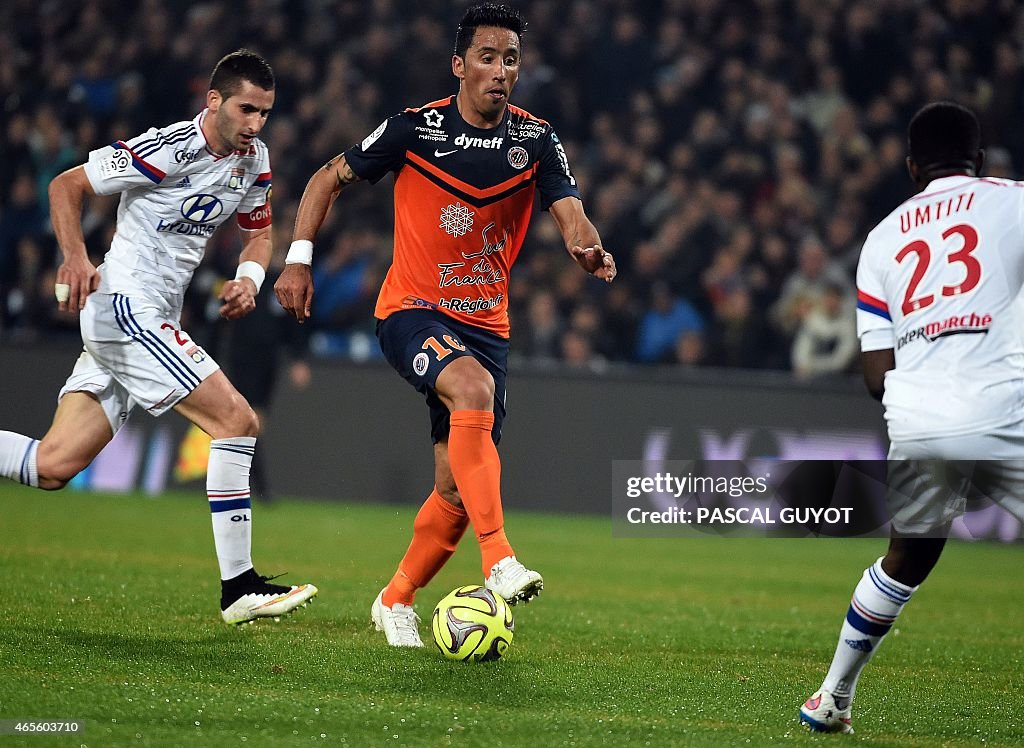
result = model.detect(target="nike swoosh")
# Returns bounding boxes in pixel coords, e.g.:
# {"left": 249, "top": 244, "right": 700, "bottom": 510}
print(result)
{"left": 434, "top": 149, "right": 458, "bottom": 157}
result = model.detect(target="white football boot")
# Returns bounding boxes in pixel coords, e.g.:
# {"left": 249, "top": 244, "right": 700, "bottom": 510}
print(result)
{"left": 484, "top": 556, "right": 543, "bottom": 605}
{"left": 799, "top": 689, "right": 854, "bottom": 734}
{"left": 371, "top": 590, "right": 424, "bottom": 647}
{"left": 220, "top": 570, "right": 318, "bottom": 625}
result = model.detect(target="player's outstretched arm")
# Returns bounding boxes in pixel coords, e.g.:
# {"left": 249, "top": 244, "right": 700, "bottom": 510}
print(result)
{"left": 49, "top": 165, "right": 100, "bottom": 313}
{"left": 275, "top": 154, "right": 362, "bottom": 323}
{"left": 219, "top": 225, "right": 272, "bottom": 320}
{"left": 548, "top": 196, "right": 616, "bottom": 283}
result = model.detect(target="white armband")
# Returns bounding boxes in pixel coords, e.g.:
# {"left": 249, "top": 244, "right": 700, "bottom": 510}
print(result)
{"left": 859, "top": 327, "right": 894, "bottom": 352}
{"left": 235, "top": 261, "right": 266, "bottom": 294}
{"left": 285, "top": 239, "right": 314, "bottom": 266}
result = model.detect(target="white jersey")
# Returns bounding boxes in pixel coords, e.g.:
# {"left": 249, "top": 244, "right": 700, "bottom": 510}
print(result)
{"left": 857, "top": 175, "right": 1024, "bottom": 441}
{"left": 83, "top": 109, "right": 273, "bottom": 317}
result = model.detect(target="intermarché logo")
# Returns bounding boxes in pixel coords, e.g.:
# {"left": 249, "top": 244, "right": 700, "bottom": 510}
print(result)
{"left": 896, "top": 311, "right": 992, "bottom": 349}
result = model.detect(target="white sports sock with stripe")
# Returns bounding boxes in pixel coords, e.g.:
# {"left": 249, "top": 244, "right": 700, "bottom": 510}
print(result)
{"left": 208, "top": 436, "right": 256, "bottom": 580}
{"left": 0, "top": 431, "right": 39, "bottom": 487}
{"left": 821, "top": 557, "right": 917, "bottom": 702}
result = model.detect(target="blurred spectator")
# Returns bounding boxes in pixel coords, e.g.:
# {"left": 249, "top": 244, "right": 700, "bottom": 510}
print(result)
{"left": 635, "top": 281, "right": 704, "bottom": 363}
{"left": 986, "top": 147, "right": 1016, "bottom": 179}
{"left": 599, "top": 283, "right": 640, "bottom": 361}
{"left": 0, "top": 174, "right": 44, "bottom": 333}
{"left": 791, "top": 282, "right": 858, "bottom": 380}
{"left": 705, "top": 285, "right": 782, "bottom": 370}
{"left": 773, "top": 234, "right": 852, "bottom": 338}
{"left": 561, "top": 328, "right": 606, "bottom": 372}
{"left": 305, "top": 229, "right": 383, "bottom": 359}
{"left": 3, "top": 0, "right": 1024, "bottom": 379}
{"left": 673, "top": 329, "right": 705, "bottom": 368}
{"left": 515, "top": 289, "right": 563, "bottom": 362}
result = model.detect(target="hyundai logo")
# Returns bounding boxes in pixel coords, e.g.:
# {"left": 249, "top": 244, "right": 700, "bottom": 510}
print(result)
{"left": 181, "top": 194, "right": 223, "bottom": 223}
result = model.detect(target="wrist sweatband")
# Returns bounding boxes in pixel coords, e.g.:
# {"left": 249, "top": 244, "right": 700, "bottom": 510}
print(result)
{"left": 234, "top": 260, "right": 266, "bottom": 293}
{"left": 285, "top": 240, "right": 314, "bottom": 266}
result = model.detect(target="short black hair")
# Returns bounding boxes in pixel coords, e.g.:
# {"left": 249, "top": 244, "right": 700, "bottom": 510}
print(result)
{"left": 454, "top": 3, "right": 526, "bottom": 58}
{"left": 907, "top": 101, "right": 981, "bottom": 171}
{"left": 209, "top": 49, "right": 275, "bottom": 99}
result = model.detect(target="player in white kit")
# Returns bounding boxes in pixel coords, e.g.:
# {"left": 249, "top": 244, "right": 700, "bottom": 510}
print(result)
{"left": 0, "top": 50, "right": 317, "bottom": 625}
{"left": 799, "top": 102, "right": 1024, "bottom": 733}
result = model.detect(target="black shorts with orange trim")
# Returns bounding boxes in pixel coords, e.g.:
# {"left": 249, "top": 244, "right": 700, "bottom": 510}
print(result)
{"left": 376, "top": 309, "right": 508, "bottom": 445}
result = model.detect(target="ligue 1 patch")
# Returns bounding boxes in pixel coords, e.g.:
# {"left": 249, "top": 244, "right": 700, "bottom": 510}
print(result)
{"left": 507, "top": 146, "right": 529, "bottom": 170}
{"left": 362, "top": 119, "right": 388, "bottom": 151}
{"left": 99, "top": 149, "right": 132, "bottom": 180}
{"left": 228, "top": 167, "right": 245, "bottom": 190}
{"left": 413, "top": 352, "right": 430, "bottom": 376}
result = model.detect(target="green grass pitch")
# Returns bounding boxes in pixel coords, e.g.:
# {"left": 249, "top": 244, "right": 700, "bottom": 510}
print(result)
{"left": 1, "top": 484, "right": 1022, "bottom": 747}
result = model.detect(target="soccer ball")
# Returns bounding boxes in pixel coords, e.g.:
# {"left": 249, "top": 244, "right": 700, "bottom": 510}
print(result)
{"left": 431, "top": 585, "right": 514, "bottom": 662}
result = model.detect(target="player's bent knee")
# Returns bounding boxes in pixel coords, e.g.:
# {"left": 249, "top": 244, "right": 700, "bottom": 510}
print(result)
{"left": 238, "top": 405, "right": 260, "bottom": 438}
{"left": 207, "top": 400, "right": 259, "bottom": 440}
{"left": 223, "top": 407, "right": 259, "bottom": 439}
{"left": 453, "top": 375, "right": 495, "bottom": 411}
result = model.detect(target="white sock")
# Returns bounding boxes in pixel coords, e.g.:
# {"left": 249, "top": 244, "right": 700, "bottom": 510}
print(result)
{"left": 0, "top": 431, "right": 39, "bottom": 487}
{"left": 207, "top": 436, "right": 256, "bottom": 580}
{"left": 822, "top": 557, "right": 916, "bottom": 702}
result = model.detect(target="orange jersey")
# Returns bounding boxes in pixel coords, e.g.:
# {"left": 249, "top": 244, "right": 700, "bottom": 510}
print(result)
{"left": 344, "top": 96, "right": 580, "bottom": 337}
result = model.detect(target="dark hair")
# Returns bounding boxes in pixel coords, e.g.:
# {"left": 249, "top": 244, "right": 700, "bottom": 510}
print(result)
{"left": 907, "top": 101, "right": 981, "bottom": 171}
{"left": 454, "top": 3, "right": 526, "bottom": 58}
{"left": 209, "top": 49, "right": 275, "bottom": 99}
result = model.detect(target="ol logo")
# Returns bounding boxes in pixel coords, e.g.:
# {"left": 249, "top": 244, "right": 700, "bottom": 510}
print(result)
{"left": 413, "top": 352, "right": 430, "bottom": 376}
{"left": 228, "top": 167, "right": 245, "bottom": 190}
{"left": 186, "top": 344, "right": 207, "bottom": 363}
{"left": 181, "top": 194, "right": 223, "bottom": 223}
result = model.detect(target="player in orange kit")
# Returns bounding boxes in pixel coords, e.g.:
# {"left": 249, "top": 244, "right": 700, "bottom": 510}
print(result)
{"left": 275, "top": 3, "right": 615, "bottom": 646}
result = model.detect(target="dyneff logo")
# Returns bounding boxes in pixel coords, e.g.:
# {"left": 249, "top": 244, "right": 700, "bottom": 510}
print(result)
{"left": 455, "top": 133, "right": 503, "bottom": 150}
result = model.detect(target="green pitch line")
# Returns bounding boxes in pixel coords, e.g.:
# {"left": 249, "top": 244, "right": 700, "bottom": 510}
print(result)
{"left": 1, "top": 484, "right": 1021, "bottom": 747}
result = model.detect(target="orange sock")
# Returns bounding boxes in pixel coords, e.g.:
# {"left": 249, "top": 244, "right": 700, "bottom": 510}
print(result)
{"left": 382, "top": 488, "right": 468, "bottom": 606}
{"left": 478, "top": 527, "right": 511, "bottom": 575}
{"left": 448, "top": 409, "right": 515, "bottom": 576}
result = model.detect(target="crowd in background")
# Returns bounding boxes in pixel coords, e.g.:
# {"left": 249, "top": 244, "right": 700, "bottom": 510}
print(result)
{"left": 2, "top": 0, "right": 1023, "bottom": 379}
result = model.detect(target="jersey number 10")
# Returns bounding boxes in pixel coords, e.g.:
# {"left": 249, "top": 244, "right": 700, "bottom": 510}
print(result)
{"left": 896, "top": 223, "right": 980, "bottom": 316}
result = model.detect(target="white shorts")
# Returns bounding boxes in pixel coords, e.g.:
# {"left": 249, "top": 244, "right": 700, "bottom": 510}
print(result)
{"left": 58, "top": 293, "right": 219, "bottom": 433}
{"left": 887, "top": 424, "right": 1024, "bottom": 534}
